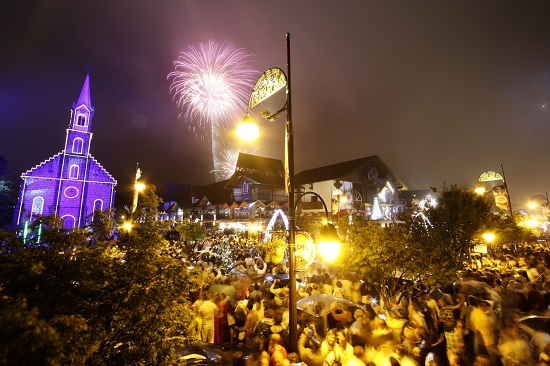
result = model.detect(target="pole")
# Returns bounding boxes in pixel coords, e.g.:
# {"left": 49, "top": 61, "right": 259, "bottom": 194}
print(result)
{"left": 286, "top": 32, "right": 297, "bottom": 353}
{"left": 500, "top": 162, "right": 513, "bottom": 217}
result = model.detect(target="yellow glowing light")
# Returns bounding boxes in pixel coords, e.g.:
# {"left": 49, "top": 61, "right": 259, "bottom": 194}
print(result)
{"left": 528, "top": 202, "right": 537, "bottom": 209}
{"left": 123, "top": 222, "right": 132, "bottom": 231}
{"left": 474, "top": 186, "right": 486, "bottom": 195}
{"left": 317, "top": 241, "right": 341, "bottom": 262}
{"left": 482, "top": 232, "right": 495, "bottom": 243}
{"left": 339, "top": 196, "right": 348, "bottom": 204}
{"left": 526, "top": 219, "right": 537, "bottom": 228}
{"left": 236, "top": 115, "right": 259, "bottom": 141}
{"left": 134, "top": 182, "right": 146, "bottom": 191}
{"left": 316, "top": 223, "right": 341, "bottom": 262}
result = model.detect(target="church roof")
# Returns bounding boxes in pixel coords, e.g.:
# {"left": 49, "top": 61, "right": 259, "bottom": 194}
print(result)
{"left": 22, "top": 152, "right": 116, "bottom": 184}
{"left": 72, "top": 72, "right": 94, "bottom": 112}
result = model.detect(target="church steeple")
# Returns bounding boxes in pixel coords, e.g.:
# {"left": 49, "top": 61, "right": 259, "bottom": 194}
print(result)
{"left": 69, "top": 69, "right": 95, "bottom": 132}
{"left": 66, "top": 70, "right": 95, "bottom": 156}
{"left": 73, "top": 70, "right": 93, "bottom": 111}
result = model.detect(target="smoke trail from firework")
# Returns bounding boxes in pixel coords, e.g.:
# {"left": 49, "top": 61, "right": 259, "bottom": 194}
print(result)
{"left": 168, "top": 41, "right": 258, "bottom": 181}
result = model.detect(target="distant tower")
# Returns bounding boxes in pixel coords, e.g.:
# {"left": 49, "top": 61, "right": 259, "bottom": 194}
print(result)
{"left": 14, "top": 71, "right": 117, "bottom": 229}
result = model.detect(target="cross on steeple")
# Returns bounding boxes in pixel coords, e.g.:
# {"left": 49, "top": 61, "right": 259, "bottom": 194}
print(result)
{"left": 84, "top": 64, "right": 95, "bottom": 75}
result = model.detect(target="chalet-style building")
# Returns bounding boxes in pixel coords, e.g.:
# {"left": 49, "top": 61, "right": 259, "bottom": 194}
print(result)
{"left": 14, "top": 72, "right": 116, "bottom": 229}
{"left": 295, "top": 155, "right": 408, "bottom": 222}
{"left": 161, "top": 153, "right": 408, "bottom": 226}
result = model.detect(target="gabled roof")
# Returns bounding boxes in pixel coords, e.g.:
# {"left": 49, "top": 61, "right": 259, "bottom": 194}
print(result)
{"left": 226, "top": 152, "right": 284, "bottom": 188}
{"left": 161, "top": 180, "right": 232, "bottom": 209}
{"left": 21, "top": 152, "right": 116, "bottom": 184}
{"left": 295, "top": 155, "right": 406, "bottom": 190}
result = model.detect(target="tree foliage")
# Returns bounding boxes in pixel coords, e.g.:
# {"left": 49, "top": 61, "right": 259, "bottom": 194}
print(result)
{"left": 0, "top": 187, "right": 201, "bottom": 365}
{"left": 337, "top": 184, "right": 496, "bottom": 303}
{"left": 338, "top": 219, "right": 425, "bottom": 303}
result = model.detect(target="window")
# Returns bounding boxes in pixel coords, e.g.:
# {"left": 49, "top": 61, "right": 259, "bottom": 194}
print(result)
{"left": 72, "top": 138, "right": 83, "bottom": 154}
{"left": 62, "top": 215, "right": 76, "bottom": 229}
{"left": 76, "top": 114, "right": 86, "bottom": 126}
{"left": 31, "top": 196, "right": 44, "bottom": 215}
{"left": 69, "top": 164, "right": 79, "bottom": 179}
{"left": 93, "top": 199, "right": 103, "bottom": 212}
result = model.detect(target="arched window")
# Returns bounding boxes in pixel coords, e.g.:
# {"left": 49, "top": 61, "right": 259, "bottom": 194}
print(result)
{"left": 62, "top": 215, "right": 76, "bottom": 229}
{"left": 72, "top": 138, "right": 83, "bottom": 154}
{"left": 69, "top": 164, "right": 79, "bottom": 179}
{"left": 93, "top": 199, "right": 103, "bottom": 212}
{"left": 76, "top": 114, "right": 86, "bottom": 126}
{"left": 31, "top": 196, "right": 44, "bottom": 216}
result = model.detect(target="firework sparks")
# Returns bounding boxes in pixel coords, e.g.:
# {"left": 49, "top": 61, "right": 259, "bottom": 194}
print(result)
{"left": 212, "top": 146, "right": 259, "bottom": 181}
{"left": 168, "top": 41, "right": 258, "bottom": 180}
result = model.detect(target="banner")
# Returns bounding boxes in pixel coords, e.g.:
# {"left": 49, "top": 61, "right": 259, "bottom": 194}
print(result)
{"left": 492, "top": 185, "right": 510, "bottom": 212}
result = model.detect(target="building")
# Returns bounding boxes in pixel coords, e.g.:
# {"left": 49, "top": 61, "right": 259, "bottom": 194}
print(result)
{"left": 295, "top": 155, "right": 408, "bottom": 223}
{"left": 161, "top": 153, "right": 409, "bottom": 227}
{"left": 14, "top": 72, "right": 117, "bottom": 229}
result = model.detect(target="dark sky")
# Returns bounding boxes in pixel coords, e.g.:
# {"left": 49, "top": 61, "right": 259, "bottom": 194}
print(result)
{"left": 2, "top": 1, "right": 550, "bottom": 211}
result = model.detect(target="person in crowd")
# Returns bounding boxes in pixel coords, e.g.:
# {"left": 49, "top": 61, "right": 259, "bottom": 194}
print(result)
{"left": 470, "top": 299, "right": 499, "bottom": 364}
{"left": 269, "top": 333, "right": 288, "bottom": 366}
{"left": 331, "top": 301, "right": 353, "bottom": 328}
{"left": 198, "top": 292, "right": 219, "bottom": 343}
{"left": 333, "top": 281, "right": 346, "bottom": 299}
{"left": 215, "top": 292, "right": 230, "bottom": 343}
{"left": 298, "top": 325, "right": 324, "bottom": 366}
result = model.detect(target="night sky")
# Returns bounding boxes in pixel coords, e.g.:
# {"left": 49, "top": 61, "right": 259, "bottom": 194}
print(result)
{"left": 2, "top": 1, "right": 550, "bottom": 211}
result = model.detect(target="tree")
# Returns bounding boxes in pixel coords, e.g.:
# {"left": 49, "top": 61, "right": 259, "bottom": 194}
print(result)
{"left": 338, "top": 217, "right": 427, "bottom": 304}
{"left": 409, "top": 183, "right": 493, "bottom": 279}
{"left": 0, "top": 156, "right": 16, "bottom": 229}
{"left": 0, "top": 187, "right": 202, "bottom": 365}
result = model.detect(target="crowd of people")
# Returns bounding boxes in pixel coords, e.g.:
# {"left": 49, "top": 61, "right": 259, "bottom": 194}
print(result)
{"left": 179, "top": 230, "right": 550, "bottom": 366}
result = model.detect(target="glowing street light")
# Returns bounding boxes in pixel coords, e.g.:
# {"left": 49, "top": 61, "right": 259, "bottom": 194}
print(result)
{"left": 482, "top": 232, "right": 495, "bottom": 243}
{"left": 296, "top": 191, "right": 341, "bottom": 263}
{"left": 237, "top": 33, "right": 300, "bottom": 352}
{"left": 130, "top": 164, "right": 145, "bottom": 222}
{"left": 474, "top": 186, "right": 486, "bottom": 195}
{"left": 529, "top": 192, "right": 549, "bottom": 210}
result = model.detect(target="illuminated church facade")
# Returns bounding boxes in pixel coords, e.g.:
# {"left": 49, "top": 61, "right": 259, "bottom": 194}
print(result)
{"left": 14, "top": 72, "right": 117, "bottom": 229}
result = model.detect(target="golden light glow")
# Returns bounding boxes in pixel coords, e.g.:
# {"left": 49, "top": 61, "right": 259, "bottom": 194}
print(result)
{"left": 474, "top": 186, "right": 486, "bottom": 195}
{"left": 317, "top": 241, "right": 341, "bottom": 262}
{"left": 528, "top": 201, "right": 537, "bottom": 209}
{"left": 317, "top": 223, "right": 341, "bottom": 262}
{"left": 134, "top": 182, "right": 146, "bottom": 192}
{"left": 123, "top": 222, "right": 132, "bottom": 232}
{"left": 339, "top": 196, "right": 348, "bottom": 204}
{"left": 482, "top": 232, "right": 495, "bottom": 243}
{"left": 236, "top": 115, "right": 259, "bottom": 141}
{"left": 526, "top": 219, "right": 537, "bottom": 228}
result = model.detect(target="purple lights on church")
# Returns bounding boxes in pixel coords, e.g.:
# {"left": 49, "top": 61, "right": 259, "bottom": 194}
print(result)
{"left": 14, "top": 72, "right": 117, "bottom": 229}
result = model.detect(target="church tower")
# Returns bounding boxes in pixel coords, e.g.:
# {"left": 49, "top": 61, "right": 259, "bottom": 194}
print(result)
{"left": 14, "top": 71, "right": 117, "bottom": 229}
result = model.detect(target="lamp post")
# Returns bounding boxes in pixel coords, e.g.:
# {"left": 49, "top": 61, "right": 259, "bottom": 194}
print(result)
{"left": 130, "top": 163, "right": 145, "bottom": 222}
{"left": 237, "top": 33, "right": 299, "bottom": 352}
{"left": 295, "top": 191, "right": 341, "bottom": 262}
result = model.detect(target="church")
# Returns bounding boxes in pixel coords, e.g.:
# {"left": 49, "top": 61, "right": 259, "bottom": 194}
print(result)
{"left": 14, "top": 72, "right": 117, "bottom": 229}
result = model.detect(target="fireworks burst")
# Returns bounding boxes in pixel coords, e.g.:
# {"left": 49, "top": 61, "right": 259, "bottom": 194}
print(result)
{"left": 168, "top": 41, "right": 258, "bottom": 181}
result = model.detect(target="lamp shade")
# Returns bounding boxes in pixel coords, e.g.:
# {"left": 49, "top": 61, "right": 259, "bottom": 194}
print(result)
{"left": 317, "top": 223, "right": 341, "bottom": 262}
{"left": 236, "top": 115, "right": 259, "bottom": 141}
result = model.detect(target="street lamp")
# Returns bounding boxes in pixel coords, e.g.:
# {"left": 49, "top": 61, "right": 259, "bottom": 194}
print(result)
{"left": 130, "top": 164, "right": 145, "bottom": 222}
{"left": 529, "top": 192, "right": 549, "bottom": 210}
{"left": 236, "top": 33, "right": 299, "bottom": 352}
{"left": 295, "top": 191, "right": 341, "bottom": 262}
